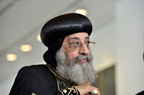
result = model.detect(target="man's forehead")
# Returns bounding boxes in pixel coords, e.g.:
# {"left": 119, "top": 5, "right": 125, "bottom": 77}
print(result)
{"left": 66, "top": 32, "right": 89, "bottom": 39}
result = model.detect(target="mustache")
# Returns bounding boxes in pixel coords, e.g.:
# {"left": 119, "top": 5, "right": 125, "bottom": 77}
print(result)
{"left": 70, "top": 54, "right": 93, "bottom": 66}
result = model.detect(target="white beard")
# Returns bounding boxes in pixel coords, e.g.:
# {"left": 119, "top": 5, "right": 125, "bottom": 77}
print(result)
{"left": 55, "top": 49, "right": 97, "bottom": 85}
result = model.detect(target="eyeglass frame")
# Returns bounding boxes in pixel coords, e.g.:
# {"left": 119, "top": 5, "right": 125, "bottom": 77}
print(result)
{"left": 63, "top": 41, "right": 95, "bottom": 49}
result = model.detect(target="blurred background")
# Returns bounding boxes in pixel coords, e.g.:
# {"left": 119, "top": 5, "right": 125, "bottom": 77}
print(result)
{"left": 0, "top": 0, "right": 144, "bottom": 95}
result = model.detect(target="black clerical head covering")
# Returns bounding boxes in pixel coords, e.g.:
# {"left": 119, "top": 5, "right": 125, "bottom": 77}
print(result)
{"left": 41, "top": 13, "right": 93, "bottom": 68}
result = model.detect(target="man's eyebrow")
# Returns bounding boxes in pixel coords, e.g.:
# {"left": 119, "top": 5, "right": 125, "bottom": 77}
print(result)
{"left": 85, "top": 36, "right": 89, "bottom": 39}
{"left": 69, "top": 37, "right": 80, "bottom": 40}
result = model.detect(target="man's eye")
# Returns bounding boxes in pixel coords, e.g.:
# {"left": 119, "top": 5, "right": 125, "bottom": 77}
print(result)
{"left": 71, "top": 42, "right": 80, "bottom": 48}
{"left": 85, "top": 41, "right": 90, "bottom": 45}
{"left": 72, "top": 42, "right": 79, "bottom": 45}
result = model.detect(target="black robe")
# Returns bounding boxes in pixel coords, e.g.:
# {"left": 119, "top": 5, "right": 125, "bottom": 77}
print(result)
{"left": 9, "top": 64, "right": 80, "bottom": 95}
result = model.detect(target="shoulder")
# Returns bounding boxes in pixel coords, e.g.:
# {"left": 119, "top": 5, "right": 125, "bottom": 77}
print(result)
{"left": 17, "top": 64, "right": 54, "bottom": 80}
{"left": 19, "top": 64, "right": 47, "bottom": 73}
{"left": 18, "top": 65, "right": 46, "bottom": 75}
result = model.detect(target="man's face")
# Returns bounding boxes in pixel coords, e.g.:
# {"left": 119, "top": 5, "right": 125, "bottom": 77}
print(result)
{"left": 56, "top": 32, "right": 96, "bottom": 84}
{"left": 61, "top": 32, "right": 91, "bottom": 65}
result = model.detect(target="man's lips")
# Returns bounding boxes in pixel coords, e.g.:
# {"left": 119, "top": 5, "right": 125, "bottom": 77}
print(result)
{"left": 80, "top": 58, "right": 88, "bottom": 63}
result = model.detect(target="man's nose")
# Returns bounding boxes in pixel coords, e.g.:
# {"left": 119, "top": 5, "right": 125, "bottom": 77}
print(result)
{"left": 79, "top": 43, "right": 89, "bottom": 55}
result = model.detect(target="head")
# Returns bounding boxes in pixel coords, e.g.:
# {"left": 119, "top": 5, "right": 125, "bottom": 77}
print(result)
{"left": 41, "top": 13, "right": 96, "bottom": 84}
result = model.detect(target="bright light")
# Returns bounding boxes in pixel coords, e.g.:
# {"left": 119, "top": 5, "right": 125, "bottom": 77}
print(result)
{"left": 37, "top": 34, "right": 41, "bottom": 42}
{"left": 20, "top": 44, "right": 32, "bottom": 52}
{"left": 6, "top": 54, "right": 17, "bottom": 61}
{"left": 75, "top": 9, "right": 87, "bottom": 16}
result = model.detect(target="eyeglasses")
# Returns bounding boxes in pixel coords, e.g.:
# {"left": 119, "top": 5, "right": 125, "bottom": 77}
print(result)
{"left": 63, "top": 41, "right": 95, "bottom": 49}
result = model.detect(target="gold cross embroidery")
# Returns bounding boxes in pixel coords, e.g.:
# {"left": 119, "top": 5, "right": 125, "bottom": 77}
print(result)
{"left": 32, "top": 92, "right": 36, "bottom": 95}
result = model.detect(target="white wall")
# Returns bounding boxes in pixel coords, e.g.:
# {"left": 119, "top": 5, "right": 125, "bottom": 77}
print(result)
{"left": 92, "top": 0, "right": 144, "bottom": 95}
{"left": 116, "top": 0, "right": 144, "bottom": 95}
{"left": 92, "top": 21, "right": 116, "bottom": 72}
{"left": 0, "top": 76, "right": 15, "bottom": 95}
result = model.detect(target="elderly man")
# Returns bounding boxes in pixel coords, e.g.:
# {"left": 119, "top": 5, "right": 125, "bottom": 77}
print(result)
{"left": 9, "top": 13, "right": 100, "bottom": 95}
